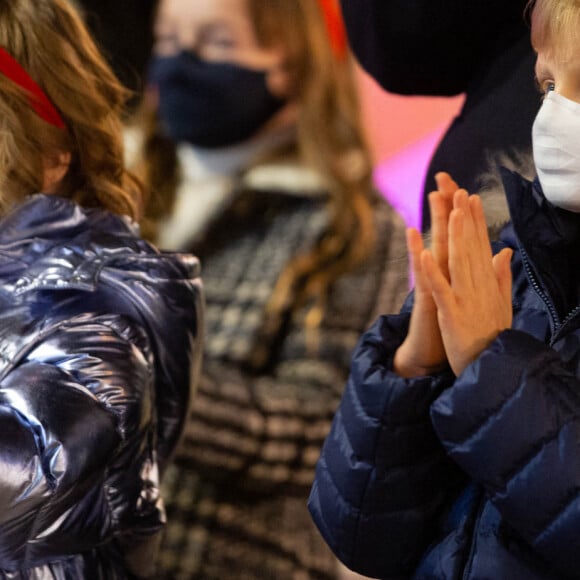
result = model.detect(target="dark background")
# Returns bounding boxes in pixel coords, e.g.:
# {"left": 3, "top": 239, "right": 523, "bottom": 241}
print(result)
{"left": 77, "top": 0, "right": 158, "bottom": 103}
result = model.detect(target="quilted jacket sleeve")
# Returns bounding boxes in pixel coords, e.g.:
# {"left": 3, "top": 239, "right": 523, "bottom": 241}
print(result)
{"left": 0, "top": 313, "right": 159, "bottom": 575}
{"left": 308, "top": 312, "right": 463, "bottom": 579}
{"left": 430, "top": 328, "right": 580, "bottom": 578}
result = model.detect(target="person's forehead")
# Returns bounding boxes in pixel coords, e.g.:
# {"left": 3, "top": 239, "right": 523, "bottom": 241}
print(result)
{"left": 156, "top": 0, "right": 259, "bottom": 49}
{"left": 158, "top": 0, "right": 249, "bottom": 26}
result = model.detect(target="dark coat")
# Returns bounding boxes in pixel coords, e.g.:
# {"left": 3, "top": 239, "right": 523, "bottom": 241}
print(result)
{"left": 309, "top": 170, "right": 580, "bottom": 579}
{"left": 0, "top": 194, "right": 203, "bottom": 578}
{"left": 156, "top": 159, "right": 411, "bottom": 579}
{"left": 339, "top": 0, "right": 541, "bottom": 230}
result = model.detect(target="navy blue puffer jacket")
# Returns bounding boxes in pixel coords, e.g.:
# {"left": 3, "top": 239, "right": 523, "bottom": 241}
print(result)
{"left": 309, "top": 170, "right": 580, "bottom": 579}
{"left": 0, "top": 194, "right": 203, "bottom": 578}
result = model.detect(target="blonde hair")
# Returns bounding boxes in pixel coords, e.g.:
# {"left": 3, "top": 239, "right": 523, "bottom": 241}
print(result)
{"left": 248, "top": 0, "right": 376, "bottom": 364}
{"left": 0, "top": 0, "right": 143, "bottom": 218}
{"left": 529, "top": 0, "right": 580, "bottom": 60}
{"left": 139, "top": 0, "right": 377, "bottom": 364}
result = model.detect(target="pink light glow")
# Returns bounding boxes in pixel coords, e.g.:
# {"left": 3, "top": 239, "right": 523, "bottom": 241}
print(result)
{"left": 373, "top": 126, "right": 449, "bottom": 230}
{"left": 355, "top": 64, "right": 464, "bottom": 230}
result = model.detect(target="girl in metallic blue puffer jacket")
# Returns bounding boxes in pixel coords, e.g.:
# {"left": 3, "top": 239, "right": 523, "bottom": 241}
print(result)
{"left": 309, "top": 1, "right": 580, "bottom": 578}
{"left": 0, "top": 0, "right": 203, "bottom": 578}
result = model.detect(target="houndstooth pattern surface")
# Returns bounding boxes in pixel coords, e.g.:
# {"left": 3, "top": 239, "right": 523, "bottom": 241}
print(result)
{"left": 157, "top": 187, "right": 409, "bottom": 579}
{"left": 199, "top": 191, "right": 329, "bottom": 364}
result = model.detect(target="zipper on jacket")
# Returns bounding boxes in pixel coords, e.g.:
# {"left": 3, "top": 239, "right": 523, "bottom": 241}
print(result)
{"left": 552, "top": 304, "right": 580, "bottom": 345}
{"left": 520, "top": 246, "right": 580, "bottom": 346}
{"left": 519, "top": 247, "right": 561, "bottom": 342}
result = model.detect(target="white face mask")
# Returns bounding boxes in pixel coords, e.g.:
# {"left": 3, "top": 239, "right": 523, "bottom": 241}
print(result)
{"left": 533, "top": 91, "right": 580, "bottom": 212}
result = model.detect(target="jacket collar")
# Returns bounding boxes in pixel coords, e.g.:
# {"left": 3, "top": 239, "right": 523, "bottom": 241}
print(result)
{"left": 502, "top": 168, "right": 580, "bottom": 332}
{"left": 0, "top": 193, "right": 137, "bottom": 245}
{"left": 0, "top": 194, "right": 142, "bottom": 294}
{"left": 0, "top": 194, "right": 200, "bottom": 298}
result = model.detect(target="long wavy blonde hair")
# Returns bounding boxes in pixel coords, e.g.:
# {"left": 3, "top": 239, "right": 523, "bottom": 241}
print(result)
{"left": 138, "top": 0, "right": 377, "bottom": 363}
{"left": 0, "top": 0, "right": 143, "bottom": 218}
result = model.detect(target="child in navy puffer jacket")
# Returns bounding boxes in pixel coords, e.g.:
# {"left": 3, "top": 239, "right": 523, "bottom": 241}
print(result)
{"left": 309, "top": 1, "right": 580, "bottom": 578}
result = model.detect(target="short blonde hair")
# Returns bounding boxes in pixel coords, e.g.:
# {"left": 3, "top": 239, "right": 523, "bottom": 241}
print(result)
{"left": 0, "top": 0, "right": 143, "bottom": 218}
{"left": 530, "top": 0, "right": 580, "bottom": 60}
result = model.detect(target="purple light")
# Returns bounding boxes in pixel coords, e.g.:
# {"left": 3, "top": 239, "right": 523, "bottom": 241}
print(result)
{"left": 373, "top": 125, "right": 448, "bottom": 230}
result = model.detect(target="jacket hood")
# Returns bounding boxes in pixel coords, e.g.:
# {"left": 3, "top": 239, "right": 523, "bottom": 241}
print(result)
{"left": 0, "top": 194, "right": 203, "bottom": 467}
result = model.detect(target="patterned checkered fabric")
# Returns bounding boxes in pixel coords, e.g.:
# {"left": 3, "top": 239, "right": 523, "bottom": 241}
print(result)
{"left": 156, "top": 186, "right": 409, "bottom": 579}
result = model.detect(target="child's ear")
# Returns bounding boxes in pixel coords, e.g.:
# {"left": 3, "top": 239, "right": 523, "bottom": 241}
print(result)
{"left": 42, "top": 151, "right": 72, "bottom": 193}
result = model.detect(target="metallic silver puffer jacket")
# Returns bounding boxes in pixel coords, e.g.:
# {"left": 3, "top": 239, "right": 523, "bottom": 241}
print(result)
{"left": 0, "top": 194, "right": 203, "bottom": 579}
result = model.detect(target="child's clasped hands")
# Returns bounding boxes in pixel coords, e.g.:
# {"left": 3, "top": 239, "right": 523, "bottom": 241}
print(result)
{"left": 394, "top": 172, "right": 514, "bottom": 378}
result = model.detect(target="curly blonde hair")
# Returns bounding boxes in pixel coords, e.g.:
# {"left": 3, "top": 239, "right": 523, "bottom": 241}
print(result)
{"left": 0, "top": 0, "right": 143, "bottom": 218}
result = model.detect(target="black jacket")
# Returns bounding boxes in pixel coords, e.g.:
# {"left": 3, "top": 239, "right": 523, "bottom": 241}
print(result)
{"left": 340, "top": 0, "right": 541, "bottom": 230}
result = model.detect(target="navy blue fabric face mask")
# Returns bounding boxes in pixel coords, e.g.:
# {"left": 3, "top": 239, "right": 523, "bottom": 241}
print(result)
{"left": 148, "top": 51, "right": 287, "bottom": 148}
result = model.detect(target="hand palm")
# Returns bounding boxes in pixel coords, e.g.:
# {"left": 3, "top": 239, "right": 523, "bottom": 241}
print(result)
{"left": 423, "top": 190, "right": 513, "bottom": 376}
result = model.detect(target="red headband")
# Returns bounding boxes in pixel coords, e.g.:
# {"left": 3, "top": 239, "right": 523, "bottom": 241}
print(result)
{"left": 0, "top": 47, "right": 66, "bottom": 129}
{"left": 318, "top": 0, "right": 348, "bottom": 60}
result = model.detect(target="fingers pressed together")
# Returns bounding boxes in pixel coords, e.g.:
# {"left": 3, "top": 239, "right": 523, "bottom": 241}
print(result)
{"left": 408, "top": 173, "right": 514, "bottom": 376}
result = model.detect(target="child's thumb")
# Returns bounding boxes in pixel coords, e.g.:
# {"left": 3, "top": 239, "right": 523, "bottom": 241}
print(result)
{"left": 493, "top": 248, "right": 513, "bottom": 300}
